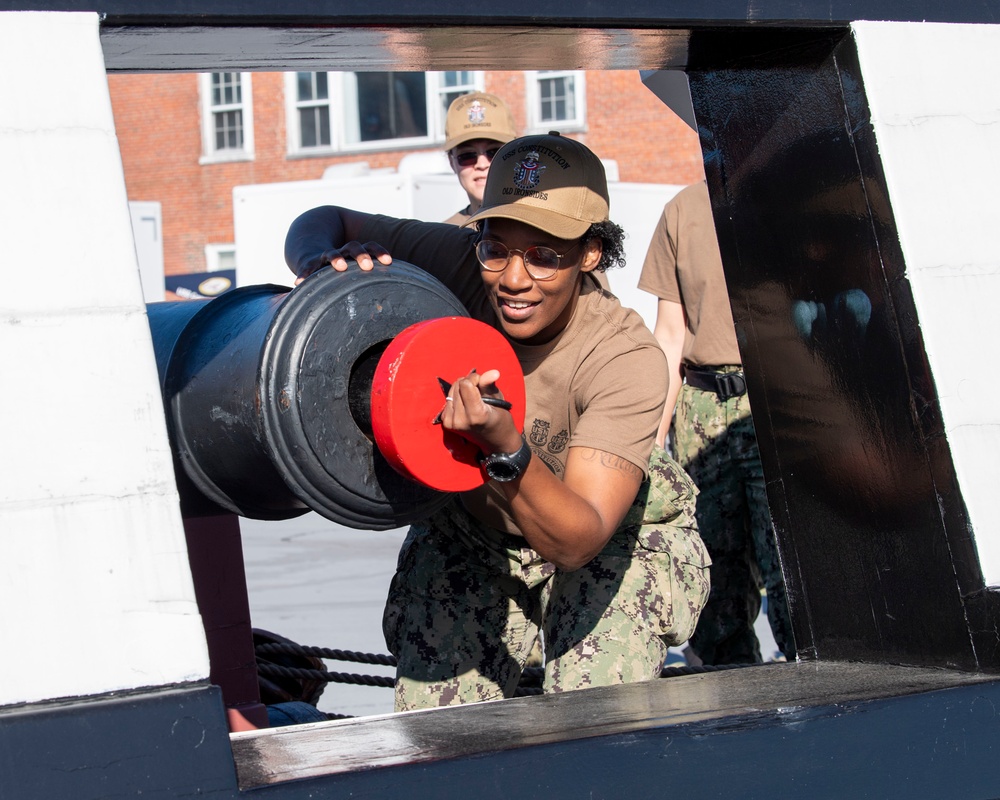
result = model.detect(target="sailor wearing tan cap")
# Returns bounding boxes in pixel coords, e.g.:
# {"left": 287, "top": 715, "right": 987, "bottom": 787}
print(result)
{"left": 441, "top": 92, "right": 517, "bottom": 225}
{"left": 285, "top": 133, "right": 709, "bottom": 712}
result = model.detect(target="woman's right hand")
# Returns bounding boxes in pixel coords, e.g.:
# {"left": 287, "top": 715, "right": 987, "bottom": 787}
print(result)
{"left": 294, "top": 241, "right": 393, "bottom": 285}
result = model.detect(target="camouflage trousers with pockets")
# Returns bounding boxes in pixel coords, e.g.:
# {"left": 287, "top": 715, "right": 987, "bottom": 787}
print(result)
{"left": 382, "top": 445, "right": 711, "bottom": 712}
{"left": 673, "top": 373, "right": 794, "bottom": 664}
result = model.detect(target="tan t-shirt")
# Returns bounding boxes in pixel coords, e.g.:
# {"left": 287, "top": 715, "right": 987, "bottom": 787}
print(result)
{"left": 637, "top": 181, "right": 741, "bottom": 367}
{"left": 360, "top": 214, "right": 666, "bottom": 535}
{"left": 465, "top": 280, "right": 666, "bottom": 533}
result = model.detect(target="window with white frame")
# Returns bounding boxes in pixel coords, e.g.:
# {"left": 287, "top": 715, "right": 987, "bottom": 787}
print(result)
{"left": 204, "top": 243, "right": 237, "bottom": 273}
{"left": 295, "top": 71, "right": 332, "bottom": 149}
{"left": 526, "top": 70, "right": 586, "bottom": 132}
{"left": 286, "top": 71, "right": 483, "bottom": 155}
{"left": 434, "top": 71, "right": 479, "bottom": 136}
{"left": 200, "top": 72, "right": 254, "bottom": 162}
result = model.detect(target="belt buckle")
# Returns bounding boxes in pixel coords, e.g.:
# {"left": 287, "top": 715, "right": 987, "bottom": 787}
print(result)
{"left": 714, "top": 372, "right": 747, "bottom": 400}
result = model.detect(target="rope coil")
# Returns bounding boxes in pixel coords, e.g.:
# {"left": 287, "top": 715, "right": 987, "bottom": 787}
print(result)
{"left": 257, "top": 662, "right": 395, "bottom": 689}
{"left": 256, "top": 642, "right": 398, "bottom": 668}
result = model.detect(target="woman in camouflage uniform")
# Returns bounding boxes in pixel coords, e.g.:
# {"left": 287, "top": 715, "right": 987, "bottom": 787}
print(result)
{"left": 286, "top": 133, "right": 710, "bottom": 711}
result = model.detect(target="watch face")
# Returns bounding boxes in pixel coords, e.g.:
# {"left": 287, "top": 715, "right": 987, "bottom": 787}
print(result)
{"left": 485, "top": 459, "right": 520, "bottom": 482}
{"left": 482, "top": 438, "right": 530, "bottom": 483}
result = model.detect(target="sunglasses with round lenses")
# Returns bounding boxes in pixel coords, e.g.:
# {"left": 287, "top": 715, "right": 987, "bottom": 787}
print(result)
{"left": 475, "top": 238, "right": 580, "bottom": 281}
{"left": 454, "top": 147, "right": 501, "bottom": 167}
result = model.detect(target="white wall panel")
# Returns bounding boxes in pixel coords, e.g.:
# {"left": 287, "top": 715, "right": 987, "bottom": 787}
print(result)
{"left": 0, "top": 11, "right": 209, "bottom": 706}
{"left": 854, "top": 21, "right": 1000, "bottom": 584}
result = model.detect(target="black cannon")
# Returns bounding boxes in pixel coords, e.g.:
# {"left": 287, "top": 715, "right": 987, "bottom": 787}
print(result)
{"left": 147, "top": 262, "right": 468, "bottom": 530}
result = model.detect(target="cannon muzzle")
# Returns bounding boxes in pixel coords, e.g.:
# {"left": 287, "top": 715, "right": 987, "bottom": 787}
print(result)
{"left": 147, "top": 261, "right": 468, "bottom": 530}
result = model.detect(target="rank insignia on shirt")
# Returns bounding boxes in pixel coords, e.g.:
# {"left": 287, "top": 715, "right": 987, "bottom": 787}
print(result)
{"left": 530, "top": 418, "right": 550, "bottom": 447}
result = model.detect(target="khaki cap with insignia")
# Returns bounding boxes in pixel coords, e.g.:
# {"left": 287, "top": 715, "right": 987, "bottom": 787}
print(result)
{"left": 463, "top": 132, "right": 610, "bottom": 240}
{"left": 444, "top": 92, "right": 517, "bottom": 152}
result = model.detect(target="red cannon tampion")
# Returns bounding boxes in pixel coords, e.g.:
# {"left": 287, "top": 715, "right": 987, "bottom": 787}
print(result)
{"left": 371, "top": 316, "right": 526, "bottom": 493}
{"left": 147, "top": 261, "right": 518, "bottom": 530}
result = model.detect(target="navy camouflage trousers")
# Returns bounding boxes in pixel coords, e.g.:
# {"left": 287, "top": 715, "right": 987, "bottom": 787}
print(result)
{"left": 382, "top": 446, "right": 710, "bottom": 711}
{"left": 673, "top": 374, "right": 794, "bottom": 664}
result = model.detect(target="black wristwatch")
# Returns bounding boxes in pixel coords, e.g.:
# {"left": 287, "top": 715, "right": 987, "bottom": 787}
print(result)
{"left": 480, "top": 437, "right": 532, "bottom": 482}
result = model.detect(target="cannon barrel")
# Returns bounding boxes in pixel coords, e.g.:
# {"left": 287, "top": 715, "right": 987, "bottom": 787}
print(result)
{"left": 146, "top": 262, "right": 468, "bottom": 529}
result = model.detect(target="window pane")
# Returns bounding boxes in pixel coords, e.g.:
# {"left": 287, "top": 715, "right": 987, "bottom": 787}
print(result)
{"left": 319, "top": 106, "right": 330, "bottom": 144}
{"left": 539, "top": 75, "right": 575, "bottom": 123}
{"left": 216, "top": 250, "right": 237, "bottom": 271}
{"left": 300, "top": 107, "right": 316, "bottom": 147}
{"left": 297, "top": 72, "right": 314, "bottom": 101}
{"left": 355, "top": 72, "right": 428, "bottom": 141}
{"left": 214, "top": 109, "right": 243, "bottom": 150}
{"left": 299, "top": 106, "right": 331, "bottom": 148}
{"left": 211, "top": 72, "right": 242, "bottom": 107}
{"left": 297, "top": 71, "right": 329, "bottom": 103}
{"left": 442, "top": 70, "right": 473, "bottom": 88}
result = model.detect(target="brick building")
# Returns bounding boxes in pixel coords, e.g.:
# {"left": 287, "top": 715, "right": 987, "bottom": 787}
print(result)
{"left": 108, "top": 69, "right": 703, "bottom": 281}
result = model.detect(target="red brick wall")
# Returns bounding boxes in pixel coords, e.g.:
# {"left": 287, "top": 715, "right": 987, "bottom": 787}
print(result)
{"left": 582, "top": 71, "right": 704, "bottom": 185}
{"left": 108, "top": 71, "right": 703, "bottom": 277}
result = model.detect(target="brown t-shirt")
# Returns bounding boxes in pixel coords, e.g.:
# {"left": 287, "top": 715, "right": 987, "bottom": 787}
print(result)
{"left": 360, "top": 215, "right": 666, "bottom": 535}
{"left": 637, "top": 181, "right": 741, "bottom": 367}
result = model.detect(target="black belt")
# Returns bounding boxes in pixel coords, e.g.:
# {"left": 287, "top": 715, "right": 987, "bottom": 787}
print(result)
{"left": 684, "top": 367, "right": 747, "bottom": 400}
